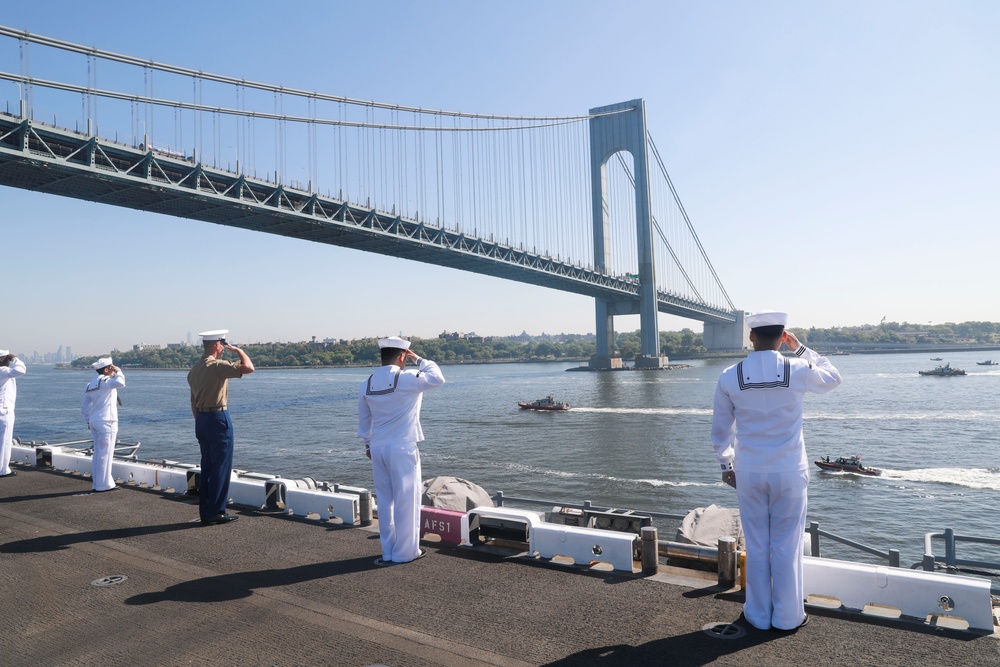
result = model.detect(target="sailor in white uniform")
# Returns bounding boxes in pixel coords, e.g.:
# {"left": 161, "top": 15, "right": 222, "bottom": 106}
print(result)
{"left": 81, "top": 357, "right": 126, "bottom": 492}
{"left": 358, "top": 336, "right": 445, "bottom": 565}
{"left": 711, "top": 311, "right": 842, "bottom": 631}
{"left": 0, "top": 349, "right": 26, "bottom": 478}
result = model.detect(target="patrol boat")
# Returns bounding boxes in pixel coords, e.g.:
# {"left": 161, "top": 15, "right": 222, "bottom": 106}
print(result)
{"left": 815, "top": 455, "right": 881, "bottom": 476}
{"left": 518, "top": 395, "right": 570, "bottom": 411}
{"left": 918, "top": 363, "right": 966, "bottom": 376}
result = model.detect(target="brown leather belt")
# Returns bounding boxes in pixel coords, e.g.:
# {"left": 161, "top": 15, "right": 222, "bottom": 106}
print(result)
{"left": 197, "top": 406, "right": 227, "bottom": 413}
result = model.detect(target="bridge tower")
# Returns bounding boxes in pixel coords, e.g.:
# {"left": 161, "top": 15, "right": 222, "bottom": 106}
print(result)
{"left": 588, "top": 99, "right": 666, "bottom": 370}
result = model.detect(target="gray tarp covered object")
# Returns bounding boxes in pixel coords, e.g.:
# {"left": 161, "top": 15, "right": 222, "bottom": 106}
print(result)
{"left": 676, "top": 504, "right": 745, "bottom": 551}
{"left": 421, "top": 476, "right": 494, "bottom": 511}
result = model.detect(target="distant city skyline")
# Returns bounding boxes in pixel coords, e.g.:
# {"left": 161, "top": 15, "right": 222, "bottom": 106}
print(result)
{"left": 20, "top": 346, "right": 74, "bottom": 365}
{"left": 3, "top": 2, "right": 998, "bottom": 355}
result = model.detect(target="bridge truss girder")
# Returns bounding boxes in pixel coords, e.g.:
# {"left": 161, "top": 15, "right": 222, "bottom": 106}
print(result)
{"left": 0, "top": 113, "right": 737, "bottom": 328}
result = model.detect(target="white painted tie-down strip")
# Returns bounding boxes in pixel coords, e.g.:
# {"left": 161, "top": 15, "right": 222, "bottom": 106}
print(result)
{"left": 10, "top": 443, "right": 38, "bottom": 466}
{"left": 278, "top": 484, "right": 360, "bottom": 525}
{"left": 804, "top": 556, "right": 995, "bottom": 632}
{"left": 18, "top": 445, "right": 361, "bottom": 526}
{"left": 51, "top": 448, "right": 93, "bottom": 475}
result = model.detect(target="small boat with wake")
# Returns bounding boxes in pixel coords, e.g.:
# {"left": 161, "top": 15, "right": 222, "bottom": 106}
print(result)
{"left": 518, "top": 395, "right": 570, "bottom": 411}
{"left": 976, "top": 360, "right": 998, "bottom": 366}
{"left": 918, "top": 363, "right": 966, "bottom": 376}
{"left": 815, "top": 455, "right": 881, "bottom": 476}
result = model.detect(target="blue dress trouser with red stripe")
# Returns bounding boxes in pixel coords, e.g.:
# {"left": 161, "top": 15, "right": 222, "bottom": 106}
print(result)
{"left": 195, "top": 410, "right": 234, "bottom": 521}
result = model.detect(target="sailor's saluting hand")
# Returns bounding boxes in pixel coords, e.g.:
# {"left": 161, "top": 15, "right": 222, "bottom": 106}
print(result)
{"left": 782, "top": 330, "right": 801, "bottom": 353}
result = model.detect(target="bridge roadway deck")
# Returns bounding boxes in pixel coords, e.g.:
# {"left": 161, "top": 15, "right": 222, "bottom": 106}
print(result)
{"left": 1, "top": 467, "right": 996, "bottom": 667}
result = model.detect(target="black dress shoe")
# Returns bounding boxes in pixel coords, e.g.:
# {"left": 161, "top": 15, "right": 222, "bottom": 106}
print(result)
{"left": 0, "top": 470, "right": 17, "bottom": 477}
{"left": 201, "top": 514, "right": 239, "bottom": 525}
{"left": 773, "top": 614, "right": 809, "bottom": 632}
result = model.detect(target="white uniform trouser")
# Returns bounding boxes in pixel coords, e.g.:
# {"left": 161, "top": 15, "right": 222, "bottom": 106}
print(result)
{"left": 90, "top": 420, "right": 118, "bottom": 491}
{"left": 370, "top": 441, "right": 422, "bottom": 563}
{"left": 736, "top": 469, "right": 809, "bottom": 631}
{"left": 0, "top": 411, "right": 14, "bottom": 475}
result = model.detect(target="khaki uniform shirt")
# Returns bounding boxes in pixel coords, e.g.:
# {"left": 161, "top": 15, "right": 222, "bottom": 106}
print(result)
{"left": 187, "top": 355, "right": 243, "bottom": 410}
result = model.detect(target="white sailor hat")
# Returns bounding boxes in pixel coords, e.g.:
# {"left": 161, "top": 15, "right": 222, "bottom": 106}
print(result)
{"left": 91, "top": 356, "right": 113, "bottom": 369}
{"left": 198, "top": 329, "right": 229, "bottom": 342}
{"left": 377, "top": 336, "right": 411, "bottom": 350}
{"left": 0, "top": 349, "right": 8, "bottom": 356}
{"left": 745, "top": 311, "right": 788, "bottom": 330}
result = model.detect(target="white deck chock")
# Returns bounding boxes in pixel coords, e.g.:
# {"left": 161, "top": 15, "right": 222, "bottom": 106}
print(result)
{"left": 462, "top": 506, "right": 638, "bottom": 572}
{"left": 265, "top": 477, "right": 361, "bottom": 525}
{"left": 532, "top": 523, "right": 638, "bottom": 572}
{"left": 803, "top": 556, "right": 995, "bottom": 632}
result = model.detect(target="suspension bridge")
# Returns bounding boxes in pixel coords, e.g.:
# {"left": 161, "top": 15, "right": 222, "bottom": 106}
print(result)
{"left": 0, "top": 25, "right": 744, "bottom": 366}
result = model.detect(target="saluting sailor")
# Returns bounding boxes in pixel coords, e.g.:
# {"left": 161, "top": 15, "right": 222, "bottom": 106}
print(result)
{"left": 187, "top": 330, "right": 255, "bottom": 525}
{"left": 710, "top": 311, "right": 842, "bottom": 632}
{"left": 358, "top": 337, "right": 445, "bottom": 566}
{"left": 81, "top": 357, "right": 126, "bottom": 492}
{"left": 0, "top": 349, "right": 26, "bottom": 478}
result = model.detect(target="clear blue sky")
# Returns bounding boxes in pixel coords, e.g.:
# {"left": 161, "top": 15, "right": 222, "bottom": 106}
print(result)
{"left": 2, "top": 1, "right": 998, "bottom": 356}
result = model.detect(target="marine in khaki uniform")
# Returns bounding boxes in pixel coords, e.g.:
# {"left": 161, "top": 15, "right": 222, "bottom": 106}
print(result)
{"left": 187, "top": 330, "right": 255, "bottom": 525}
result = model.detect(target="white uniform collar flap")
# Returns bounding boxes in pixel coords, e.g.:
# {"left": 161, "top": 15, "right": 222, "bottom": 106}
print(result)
{"left": 737, "top": 352, "right": 790, "bottom": 390}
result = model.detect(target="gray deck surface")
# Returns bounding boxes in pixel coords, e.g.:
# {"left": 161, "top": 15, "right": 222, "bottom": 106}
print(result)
{"left": 0, "top": 466, "right": 996, "bottom": 666}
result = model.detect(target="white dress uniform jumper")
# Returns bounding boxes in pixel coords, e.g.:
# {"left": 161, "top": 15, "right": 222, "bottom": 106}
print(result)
{"left": 711, "top": 321, "right": 841, "bottom": 631}
{"left": 358, "top": 348, "right": 445, "bottom": 564}
{"left": 81, "top": 360, "right": 125, "bottom": 492}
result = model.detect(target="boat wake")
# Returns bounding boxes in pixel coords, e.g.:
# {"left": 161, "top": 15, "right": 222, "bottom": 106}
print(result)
{"left": 447, "top": 458, "right": 718, "bottom": 489}
{"left": 570, "top": 407, "right": 712, "bottom": 416}
{"left": 513, "top": 462, "right": 715, "bottom": 488}
{"left": 879, "top": 467, "right": 1000, "bottom": 491}
{"left": 806, "top": 410, "right": 1000, "bottom": 422}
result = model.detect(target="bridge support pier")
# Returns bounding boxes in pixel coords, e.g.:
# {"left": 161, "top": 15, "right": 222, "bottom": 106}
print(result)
{"left": 703, "top": 314, "right": 747, "bottom": 352}
{"left": 590, "top": 298, "right": 622, "bottom": 369}
{"left": 588, "top": 356, "right": 623, "bottom": 370}
{"left": 633, "top": 354, "right": 670, "bottom": 369}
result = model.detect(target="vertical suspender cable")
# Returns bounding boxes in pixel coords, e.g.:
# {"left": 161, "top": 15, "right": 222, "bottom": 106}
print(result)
{"left": 555, "top": 122, "right": 563, "bottom": 261}
{"left": 147, "top": 66, "right": 153, "bottom": 148}
{"left": 434, "top": 115, "right": 441, "bottom": 224}
{"left": 518, "top": 129, "right": 526, "bottom": 250}
{"left": 529, "top": 125, "right": 536, "bottom": 252}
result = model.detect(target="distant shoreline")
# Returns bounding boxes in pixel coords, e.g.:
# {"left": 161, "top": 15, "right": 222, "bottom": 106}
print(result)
{"left": 49, "top": 344, "right": 1000, "bottom": 372}
{"left": 51, "top": 357, "right": 596, "bottom": 371}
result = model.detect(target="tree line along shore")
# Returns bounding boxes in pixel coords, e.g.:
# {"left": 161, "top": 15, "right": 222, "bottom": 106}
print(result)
{"left": 64, "top": 322, "right": 1000, "bottom": 370}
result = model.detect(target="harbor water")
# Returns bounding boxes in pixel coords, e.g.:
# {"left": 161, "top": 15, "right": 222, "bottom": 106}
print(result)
{"left": 12, "top": 350, "right": 1000, "bottom": 569}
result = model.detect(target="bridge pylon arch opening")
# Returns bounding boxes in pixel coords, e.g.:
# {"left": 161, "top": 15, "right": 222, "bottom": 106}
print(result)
{"left": 588, "top": 99, "right": 666, "bottom": 369}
